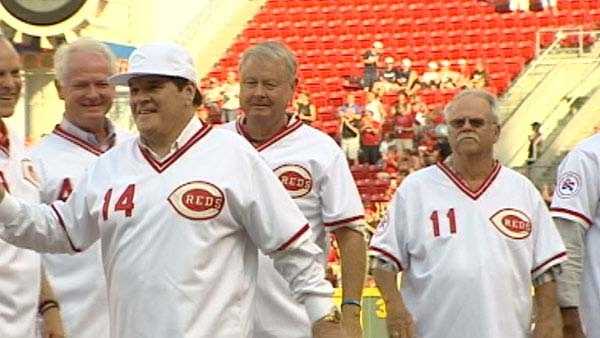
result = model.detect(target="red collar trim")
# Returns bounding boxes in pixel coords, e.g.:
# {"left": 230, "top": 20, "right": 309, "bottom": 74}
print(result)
{"left": 0, "top": 120, "right": 10, "bottom": 156}
{"left": 52, "top": 125, "right": 109, "bottom": 156}
{"left": 235, "top": 116, "right": 302, "bottom": 152}
{"left": 139, "top": 125, "right": 212, "bottom": 173}
{"left": 436, "top": 161, "right": 501, "bottom": 200}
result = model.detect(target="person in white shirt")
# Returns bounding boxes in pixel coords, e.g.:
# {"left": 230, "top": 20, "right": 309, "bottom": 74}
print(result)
{"left": 0, "top": 41, "right": 346, "bottom": 338}
{"left": 220, "top": 71, "right": 240, "bottom": 122}
{"left": 551, "top": 133, "right": 600, "bottom": 338}
{"left": 0, "top": 35, "right": 64, "bottom": 338}
{"left": 30, "top": 38, "right": 131, "bottom": 338}
{"left": 222, "top": 41, "right": 366, "bottom": 338}
{"left": 369, "top": 89, "right": 566, "bottom": 338}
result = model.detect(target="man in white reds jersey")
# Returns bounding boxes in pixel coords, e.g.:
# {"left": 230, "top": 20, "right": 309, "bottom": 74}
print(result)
{"left": 0, "top": 41, "right": 347, "bottom": 338}
{"left": 369, "top": 89, "right": 566, "bottom": 338}
{"left": 550, "top": 133, "right": 600, "bottom": 338}
{"left": 29, "top": 38, "right": 131, "bottom": 338}
{"left": 0, "top": 36, "right": 64, "bottom": 338}
{"left": 221, "top": 41, "right": 366, "bottom": 338}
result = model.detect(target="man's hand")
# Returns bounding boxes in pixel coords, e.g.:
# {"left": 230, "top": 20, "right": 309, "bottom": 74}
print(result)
{"left": 313, "top": 318, "right": 347, "bottom": 338}
{"left": 341, "top": 305, "right": 362, "bottom": 338}
{"left": 386, "top": 306, "right": 416, "bottom": 338}
{"left": 41, "top": 307, "right": 65, "bottom": 338}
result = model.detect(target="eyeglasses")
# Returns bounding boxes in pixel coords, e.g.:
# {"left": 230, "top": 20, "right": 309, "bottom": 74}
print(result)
{"left": 448, "top": 117, "right": 488, "bottom": 129}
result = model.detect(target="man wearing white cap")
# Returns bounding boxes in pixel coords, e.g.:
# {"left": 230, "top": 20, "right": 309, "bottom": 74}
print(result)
{"left": 0, "top": 41, "right": 344, "bottom": 338}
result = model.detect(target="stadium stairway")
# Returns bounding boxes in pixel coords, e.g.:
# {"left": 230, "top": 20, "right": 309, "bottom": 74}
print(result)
{"left": 497, "top": 31, "right": 600, "bottom": 167}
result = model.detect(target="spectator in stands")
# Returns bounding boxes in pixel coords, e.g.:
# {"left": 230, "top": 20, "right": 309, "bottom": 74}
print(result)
{"left": 412, "top": 94, "right": 430, "bottom": 127}
{"left": 456, "top": 58, "right": 473, "bottom": 89}
{"left": 421, "top": 61, "right": 442, "bottom": 89}
{"left": 293, "top": 91, "right": 317, "bottom": 124}
{"left": 360, "top": 110, "right": 382, "bottom": 165}
{"left": 471, "top": 59, "right": 489, "bottom": 89}
{"left": 397, "top": 58, "right": 420, "bottom": 95}
{"left": 379, "top": 133, "right": 394, "bottom": 156}
{"left": 220, "top": 71, "right": 240, "bottom": 122}
{"left": 510, "top": 0, "right": 531, "bottom": 12}
{"left": 527, "top": 121, "right": 543, "bottom": 165}
{"left": 394, "top": 101, "right": 416, "bottom": 151}
{"left": 391, "top": 91, "right": 411, "bottom": 117}
{"left": 362, "top": 41, "right": 383, "bottom": 91}
{"left": 365, "top": 91, "right": 386, "bottom": 123}
{"left": 375, "top": 56, "right": 400, "bottom": 94}
{"left": 203, "top": 77, "right": 223, "bottom": 118}
{"left": 439, "top": 59, "right": 460, "bottom": 90}
{"left": 339, "top": 93, "right": 362, "bottom": 165}
{"left": 382, "top": 144, "right": 401, "bottom": 176}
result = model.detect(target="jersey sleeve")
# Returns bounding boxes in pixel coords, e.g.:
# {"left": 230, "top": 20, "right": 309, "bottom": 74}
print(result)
{"left": 235, "top": 152, "right": 311, "bottom": 253}
{"left": 0, "top": 163, "right": 101, "bottom": 254}
{"left": 320, "top": 151, "right": 364, "bottom": 231}
{"left": 531, "top": 187, "right": 567, "bottom": 279}
{"left": 550, "top": 148, "right": 597, "bottom": 229}
{"left": 368, "top": 188, "right": 409, "bottom": 272}
{"left": 233, "top": 149, "right": 334, "bottom": 323}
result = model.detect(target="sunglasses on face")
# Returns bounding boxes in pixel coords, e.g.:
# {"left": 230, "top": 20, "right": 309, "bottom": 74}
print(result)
{"left": 448, "top": 117, "right": 488, "bottom": 129}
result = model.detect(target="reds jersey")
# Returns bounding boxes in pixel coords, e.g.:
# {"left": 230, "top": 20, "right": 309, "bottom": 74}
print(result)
{"left": 223, "top": 116, "right": 364, "bottom": 338}
{"left": 0, "top": 130, "right": 40, "bottom": 338}
{"left": 550, "top": 133, "right": 600, "bottom": 337}
{"left": 0, "top": 118, "right": 333, "bottom": 338}
{"left": 29, "top": 122, "right": 130, "bottom": 338}
{"left": 370, "top": 162, "right": 566, "bottom": 338}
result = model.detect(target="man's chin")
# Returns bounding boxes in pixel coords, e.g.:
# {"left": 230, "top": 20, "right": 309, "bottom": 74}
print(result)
{"left": 0, "top": 108, "right": 15, "bottom": 119}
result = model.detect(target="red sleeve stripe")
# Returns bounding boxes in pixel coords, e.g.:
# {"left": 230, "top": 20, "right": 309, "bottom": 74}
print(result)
{"left": 324, "top": 215, "right": 364, "bottom": 227}
{"left": 531, "top": 251, "right": 567, "bottom": 274}
{"left": 277, "top": 223, "right": 310, "bottom": 251}
{"left": 369, "top": 246, "right": 403, "bottom": 271}
{"left": 50, "top": 204, "right": 82, "bottom": 253}
{"left": 549, "top": 207, "right": 592, "bottom": 227}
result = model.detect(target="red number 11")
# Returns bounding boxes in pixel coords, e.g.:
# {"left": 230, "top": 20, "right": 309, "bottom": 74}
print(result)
{"left": 430, "top": 208, "right": 457, "bottom": 237}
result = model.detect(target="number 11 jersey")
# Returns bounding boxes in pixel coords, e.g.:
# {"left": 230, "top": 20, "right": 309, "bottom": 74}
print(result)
{"left": 369, "top": 162, "right": 566, "bottom": 338}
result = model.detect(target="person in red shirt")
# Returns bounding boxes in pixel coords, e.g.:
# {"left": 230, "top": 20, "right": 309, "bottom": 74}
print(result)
{"left": 360, "top": 110, "right": 382, "bottom": 164}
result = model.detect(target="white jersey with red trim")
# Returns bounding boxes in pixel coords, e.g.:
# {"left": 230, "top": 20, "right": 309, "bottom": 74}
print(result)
{"left": 0, "top": 132, "right": 40, "bottom": 338}
{"left": 223, "top": 117, "right": 364, "bottom": 338}
{"left": 370, "top": 162, "right": 566, "bottom": 338}
{"left": 550, "top": 133, "right": 600, "bottom": 336}
{"left": 0, "top": 121, "right": 333, "bottom": 338}
{"left": 28, "top": 125, "right": 130, "bottom": 338}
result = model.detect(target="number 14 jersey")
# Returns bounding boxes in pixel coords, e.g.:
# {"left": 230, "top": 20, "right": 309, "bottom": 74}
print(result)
{"left": 369, "top": 162, "right": 566, "bottom": 338}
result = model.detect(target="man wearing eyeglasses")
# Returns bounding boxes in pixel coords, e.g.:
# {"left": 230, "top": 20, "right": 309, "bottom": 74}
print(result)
{"left": 368, "top": 89, "right": 566, "bottom": 338}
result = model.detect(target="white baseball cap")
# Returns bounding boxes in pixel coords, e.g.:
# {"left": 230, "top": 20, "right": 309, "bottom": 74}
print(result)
{"left": 109, "top": 42, "right": 198, "bottom": 86}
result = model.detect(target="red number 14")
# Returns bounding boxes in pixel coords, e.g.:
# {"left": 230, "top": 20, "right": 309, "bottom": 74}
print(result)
{"left": 102, "top": 184, "right": 135, "bottom": 221}
{"left": 430, "top": 208, "right": 457, "bottom": 237}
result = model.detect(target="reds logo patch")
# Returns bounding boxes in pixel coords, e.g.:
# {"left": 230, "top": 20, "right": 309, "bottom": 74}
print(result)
{"left": 273, "top": 164, "right": 313, "bottom": 199}
{"left": 168, "top": 181, "right": 224, "bottom": 220}
{"left": 489, "top": 208, "right": 532, "bottom": 239}
{"left": 556, "top": 171, "right": 581, "bottom": 199}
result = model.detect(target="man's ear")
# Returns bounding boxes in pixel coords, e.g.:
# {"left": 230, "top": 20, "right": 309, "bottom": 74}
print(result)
{"left": 54, "top": 80, "right": 65, "bottom": 101}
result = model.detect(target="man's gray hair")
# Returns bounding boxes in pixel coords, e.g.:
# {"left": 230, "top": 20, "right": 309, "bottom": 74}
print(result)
{"left": 444, "top": 89, "right": 500, "bottom": 124}
{"left": 239, "top": 41, "right": 297, "bottom": 84}
{"left": 54, "top": 38, "right": 117, "bottom": 85}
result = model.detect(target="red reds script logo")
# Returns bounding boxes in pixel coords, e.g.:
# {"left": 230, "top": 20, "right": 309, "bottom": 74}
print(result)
{"left": 168, "top": 181, "right": 224, "bottom": 220}
{"left": 556, "top": 171, "right": 581, "bottom": 199}
{"left": 273, "top": 164, "right": 313, "bottom": 199}
{"left": 489, "top": 208, "right": 532, "bottom": 239}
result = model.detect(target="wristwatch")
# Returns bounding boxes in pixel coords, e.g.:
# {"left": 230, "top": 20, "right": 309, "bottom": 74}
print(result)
{"left": 317, "top": 306, "right": 342, "bottom": 324}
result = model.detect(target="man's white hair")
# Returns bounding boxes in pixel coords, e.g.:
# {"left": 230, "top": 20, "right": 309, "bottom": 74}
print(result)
{"left": 53, "top": 38, "right": 117, "bottom": 85}
{"left": 443, "top": 89, "right": 500, "bottom": 124}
